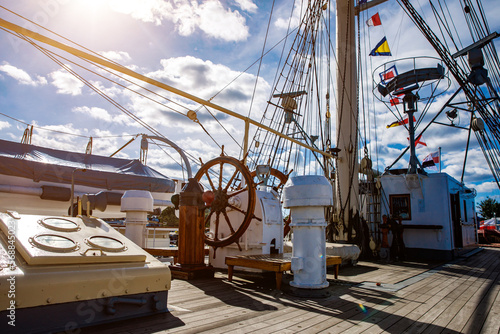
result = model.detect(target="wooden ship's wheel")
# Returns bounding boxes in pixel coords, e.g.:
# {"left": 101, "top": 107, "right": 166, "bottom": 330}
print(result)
{"left": 195, "top": 155, "right": 259, "bottom": 251}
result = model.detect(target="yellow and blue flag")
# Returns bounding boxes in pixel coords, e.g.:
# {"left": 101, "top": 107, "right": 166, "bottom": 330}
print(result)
{"left": 370, "top": 36, "right": 392, "bottom": 56}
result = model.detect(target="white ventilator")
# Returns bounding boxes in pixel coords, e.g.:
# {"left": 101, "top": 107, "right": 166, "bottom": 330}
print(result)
{"left": 283, "top": 175, "right": 333, "bottom": 289}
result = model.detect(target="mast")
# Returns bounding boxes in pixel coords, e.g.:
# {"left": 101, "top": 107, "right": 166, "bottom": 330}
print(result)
{"left": 334, "top": 0, "right": 388, "bottom": 241}
{"left": 335, "top": 0, "right": 358, "bottom": 239}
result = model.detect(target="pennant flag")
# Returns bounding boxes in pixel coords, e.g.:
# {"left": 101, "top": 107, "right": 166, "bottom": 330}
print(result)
{"left": 390, "top": 93, "right": 404, "bottom": 105}
{"left": 390, "top": 97, "right": 401, "bottom": 106}
{"left": 422, "top": 151, "right": 439, "bottom": 170}
{"left": 386, "top": 115, "right": 415, "bottom": 128}
{"left": 379, "top": 65, "right": 398, "bottom": 84}
{"left": 369, "top": 37, "right": 392, "bottom": 56}
{"left": 409, "top": 134, "right": 427, "bottom": 148}
{"left": 366, "top": 13, "right": 382, "bottom": 27}
{"left": 415, "top": 135, "right": 426, "bottom": 148}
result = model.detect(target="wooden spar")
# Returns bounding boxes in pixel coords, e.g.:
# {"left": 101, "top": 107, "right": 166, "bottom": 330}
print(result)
{"left": 335, "top": 0, "right": 359, "bottom": 236}
{"left": 335, "top": 0, "right": 388, "bottom": 236}
{"left": 0, "top": 18, "right": 333, "bottom": 160}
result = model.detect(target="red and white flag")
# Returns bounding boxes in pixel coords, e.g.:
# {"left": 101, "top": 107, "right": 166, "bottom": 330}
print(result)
{"left": 366, "top": 13, "right": 382, "bottom": 27}
{"left": 423, "top": 151, "right": 440, "bottom": 170}
{"left": 379, "top": 65, "right": 398, "bottom": 84}
{"left": 423, "top": 151, "right": 439, "bottom": 163}
{"left": 407, "top": 134, "right": 427, "bottom": 148}
{"left": 414, "top": 134, "right": 427, "bottom": 148}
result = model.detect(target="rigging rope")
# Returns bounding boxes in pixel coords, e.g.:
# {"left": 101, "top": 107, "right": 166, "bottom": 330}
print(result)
{"left": 3, "top": 29, "right": 201, "bottom": 177}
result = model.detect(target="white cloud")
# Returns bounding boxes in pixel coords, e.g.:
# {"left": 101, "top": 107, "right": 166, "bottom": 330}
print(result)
{"left": 275, "top": 2, "right": 302, "bottom": 29}
{"left": 71, "top": 106, "right": 132, "bottom": 126}
{"left": 234, "top": 0, "right": 258, "bottom": 13}
{"left": 472, "top": 181, "right": 499, "bottom": 194}
{"left": 108, "top": 0, "right": 249, "bottom": 42}
{"left": 0, "top": 62, "right": 47, "bottom": 86}
{"left": 108, "top": 0, "right": 171, "bottom": 25}
{"left": 0, "top": 121, "right": 11, "bottom": 130}
{"left": 149, "top": 56, "right": 269, "bottom": 106}
{"left": 99, "top": 50, "right": 132, "bottom": 63}
{"left": 72, "top": 106, "right": 113, "bottom": 122}
{"left": 30, "top": 123, "right": 85, "bottom": 153}
{"left": 197, "top": 1, "right": 249, "bottom": 41}
{"left": 88, "top": 80, "right": 123, "bottom": 98}
{"left": 49, "top": 66, "right": 84, "bottom": 95}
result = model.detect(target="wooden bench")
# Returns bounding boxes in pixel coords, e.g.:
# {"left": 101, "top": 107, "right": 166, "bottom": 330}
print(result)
{"left": 225, "top": 253, "right": 342, "bottom": 290}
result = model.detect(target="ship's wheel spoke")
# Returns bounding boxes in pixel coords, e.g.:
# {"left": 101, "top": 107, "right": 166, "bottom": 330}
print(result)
{"left": 219, "top": 161, "right": 224, "bottom": 190}
{"left": 222, "top": 211, "right": 236, "bottom": 234}
{"left": 213, "top": 212, "right": 220, "bottom": 241}
{"left": 227, "top": 187, "right": 248, "bottom": 198}
{"left": 204, "top": 170, "right": 216, "bottom": 191}
{"left": 224, "top": 169, "right": 239, "bottom": 192}
{"left": 227, "top": 204, "right": 247, "bottom": 216}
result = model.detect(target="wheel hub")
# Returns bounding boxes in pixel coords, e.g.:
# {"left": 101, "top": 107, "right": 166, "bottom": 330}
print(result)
{"left": 211, "top": 189, "right": 228, "bottom": 212}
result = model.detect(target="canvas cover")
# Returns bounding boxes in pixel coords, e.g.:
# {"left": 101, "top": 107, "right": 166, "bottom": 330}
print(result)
{"left": 0, "top": 139, "right": 175, "bottom": 193}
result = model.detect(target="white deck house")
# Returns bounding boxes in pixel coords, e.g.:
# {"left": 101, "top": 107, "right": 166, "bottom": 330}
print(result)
{"left": 379, "top": 172, "right": 477, "bottom": 260}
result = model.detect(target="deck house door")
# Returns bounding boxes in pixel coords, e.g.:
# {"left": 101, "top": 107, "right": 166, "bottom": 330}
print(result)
{"left": 450, "top": 192, "right": 463, "bottom": 248}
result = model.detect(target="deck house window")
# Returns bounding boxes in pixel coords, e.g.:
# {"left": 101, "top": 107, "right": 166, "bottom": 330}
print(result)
{"left": 389, "top": 194, "right": 411, "bottom": 220}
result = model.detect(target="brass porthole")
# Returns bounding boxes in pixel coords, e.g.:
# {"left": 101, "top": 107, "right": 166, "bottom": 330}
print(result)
{"left": 39, "top": 217, "right": 80, "bottom": 232}
{"left": 30, "top": 234, "right": 79, "bottom": 253}
{"left": 86, "top": 236, "right": 126, "bottom": 252}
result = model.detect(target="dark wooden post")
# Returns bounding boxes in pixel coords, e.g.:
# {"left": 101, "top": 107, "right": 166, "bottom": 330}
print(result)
{"left": 177, "top": 178, "right": 205, "bottom": 266}
{"left": 170, "top": 178, "right": 214, "bottom": 279}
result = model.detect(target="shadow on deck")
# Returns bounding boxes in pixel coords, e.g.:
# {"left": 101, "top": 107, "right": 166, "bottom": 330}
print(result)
{"left": 78, "top": 247, "right": 499, "bottom": 334}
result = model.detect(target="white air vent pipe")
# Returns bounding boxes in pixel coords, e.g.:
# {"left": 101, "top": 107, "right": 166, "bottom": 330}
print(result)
{"left": 283, "top": 175, "right": 333, "bottom": 289}
{"left": 121, "top": 190, "right": 153, "bottom": 247}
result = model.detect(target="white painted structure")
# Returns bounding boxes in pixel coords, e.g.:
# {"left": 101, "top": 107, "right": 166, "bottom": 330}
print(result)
{"left": 208, "top": 189, "right": 283, "bottom": 269}
{"left": 283, "top": 175, "right": 333, "bottom": 289}
{"left": 121, "top": 190, "right": 154, "bottom": 248}
{"left": 0, "top": 211, "right": 170, "bottom": 333}
{"left": 379, "top": 172, "right": 477, "bottom": 260}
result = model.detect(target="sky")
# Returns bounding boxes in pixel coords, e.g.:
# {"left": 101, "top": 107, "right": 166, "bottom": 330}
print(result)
{"left": 0, "top": 0, "right": 499, "bottom": 209}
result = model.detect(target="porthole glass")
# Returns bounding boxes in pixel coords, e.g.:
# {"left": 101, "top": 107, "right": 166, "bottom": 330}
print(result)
{"left": 31, "top": 234, "right": 78, "bottom": 252}
{"left": 87, "top": 236, "right": 126, "bottom": 252}
{"left": 40, "top": 217, "right": 80, "bottom": 232}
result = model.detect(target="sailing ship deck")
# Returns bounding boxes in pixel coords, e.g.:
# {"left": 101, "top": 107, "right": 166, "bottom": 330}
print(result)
{"left": 80, "top": 247, "right": 500, "bottom": 334}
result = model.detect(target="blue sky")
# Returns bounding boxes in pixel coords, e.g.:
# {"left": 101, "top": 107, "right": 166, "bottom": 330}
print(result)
{"left": 0, "top": 0, "right": 499, "bottom": 207}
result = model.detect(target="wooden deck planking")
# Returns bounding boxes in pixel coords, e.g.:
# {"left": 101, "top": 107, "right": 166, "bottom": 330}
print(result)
{"left": 330, "top": 260, "right": 463, "bottom": 334}
{"left": 479, "top": 279, "right": 500, "bottom": 334}
{"left": 422, "top": 250, "right": 500, "bottom": 334}
{"left": 78, "top": 247, "right": 500, "bottom": 334}
{"left": 389, "top": 273, "right": 480, "bottom": 333}
{"left": 333, "top": 251, "right": 498, "bottom": 333}
{"left": 399, "top": 250, "right": 499, "bottom": 334}
{"left": 334, "top": 261, "right": 440, "bottom": 285}
{"left": 388, "top": 250, "right": 500, "bottom": 334}
{"left": 337, "top": 275, "right": 449, "bottom": 333}
{"left": 446, "top": 259, "right": 500, "bottom": 333}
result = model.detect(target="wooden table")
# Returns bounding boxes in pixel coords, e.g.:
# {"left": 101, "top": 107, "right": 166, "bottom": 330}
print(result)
{"left": 225, "top": 253, "right": 342, "bottom": 290}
